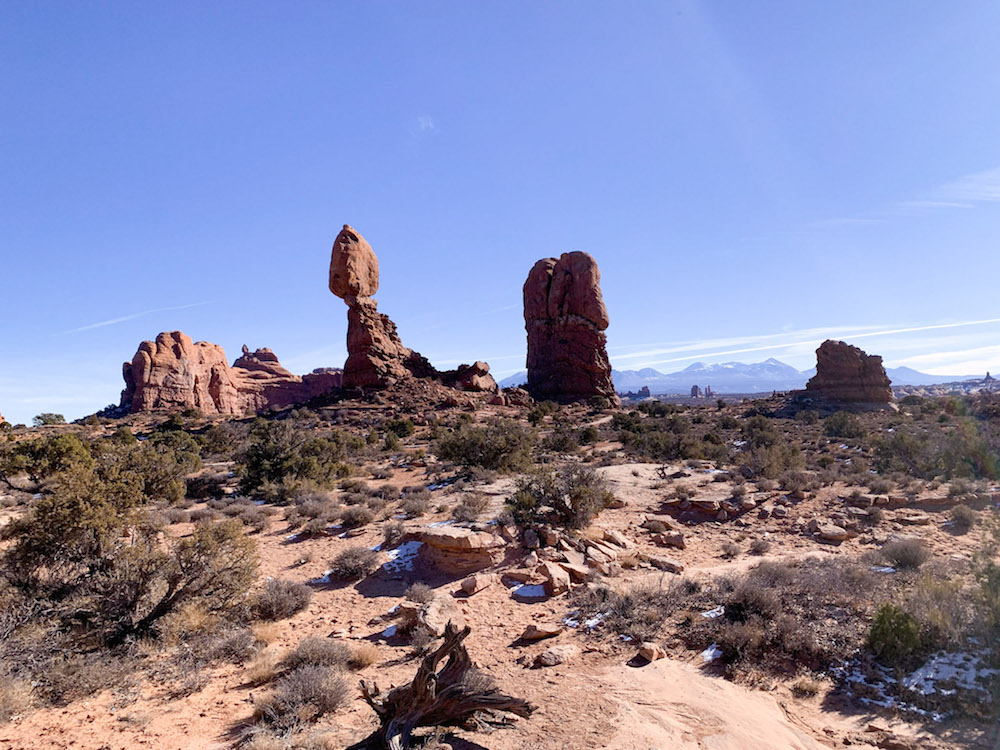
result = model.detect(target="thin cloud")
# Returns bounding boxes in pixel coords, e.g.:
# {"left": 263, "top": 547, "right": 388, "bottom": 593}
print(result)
{"left": 939, "top": 165, "right": 1000, "bottom": 203}
{"left": 611, "top": 318, "right": 1000, "bottom": 370}
{"left": 415, "top": 115, "right": 436, "bottom": 133}
{"left": 64, "top": 302, "right": 212, "bottom": 334}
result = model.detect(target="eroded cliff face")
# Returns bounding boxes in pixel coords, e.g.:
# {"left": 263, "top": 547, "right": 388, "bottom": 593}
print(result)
{"left": 120, "top": 332, "right": 341, "bottom": 415}
{"left": 805, "top": 340, "right": 893, "bottom": 404}
{"left": 523, "top": 251, "right": 618, "bottom": 405}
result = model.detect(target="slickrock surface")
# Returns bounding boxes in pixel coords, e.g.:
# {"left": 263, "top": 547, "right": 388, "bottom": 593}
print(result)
{"left": 523, "top": 251, "right": 618, "bottom": 405}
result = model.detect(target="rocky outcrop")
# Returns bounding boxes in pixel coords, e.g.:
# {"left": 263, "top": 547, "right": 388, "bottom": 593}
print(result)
{"left": 805, "top": 340, "right": 893, "bottom": 404}
{"left": 120, "top": 331, "right": 341, "bottom": 415}
{"left": 413, "top": 526, "right": 505, "bottom": 575}
{"left": 330, "top": 225, "right": 498, "bottom": 394}
{"left": 523, "top": 252, "right": 618, "bottom": 405}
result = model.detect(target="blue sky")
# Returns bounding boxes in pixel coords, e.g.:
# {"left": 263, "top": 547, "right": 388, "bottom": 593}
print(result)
{"left": 2, "top": 2, "right": 1000, "bottom": 424}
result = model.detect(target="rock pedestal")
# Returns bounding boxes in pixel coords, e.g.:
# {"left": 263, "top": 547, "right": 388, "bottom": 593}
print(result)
{"left": 523, "top": 251, "right": 618, "bottom": 405}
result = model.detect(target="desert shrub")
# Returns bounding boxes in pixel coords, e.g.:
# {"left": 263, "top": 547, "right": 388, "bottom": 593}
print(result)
{"left": 339, "top": 505, "right": 374, "bottom": 528}
{"left": 950, "top": 505, "right": 976, "bottom": 534}
{"left": 882, "top": 538, "right": 930, "bottom": 570}
{"left": 905, "top": 573, "right": 976, "bottom": 649}
{"left": 382, "top": 520, "right": 405, "bottom": 548}
{"left": 725, "top": 579, "right": 781, "bottom": 622}
{"left": 253, "top": 665, "right": 349, "bottom": 730}
{"left": 749, "top": 538, "right": 771, "bottom": 555}
{"left": 328, "top": 547, "right": 379, "bottom": 581}
{"left": 578, "top": 426, "right": 599, "bottom": 445}
{"left": 738, "top": 443, "right": 803, "bottom": 480}
{"left": 527, "top": 401, "right": 559, "bottom": 425}
{"left": 451, "top": 493, "right": 489, "bottom": 522}
{"left": 400, "top": 489, "right": 431, "bottom": 518}
{"left": 185, "top": 471, "right": 229, "bottom": 500}
{"left": 867, "top": 603, "right": 922, "bottom": 666}
{"left": 508, "top": 466, "right": 614, "bottom": 529}
{"left": 281, "top": 637, "right": 353, "bottom": 671}
{"left": 253, "top": 580, "right": 313, "bottom": 621}
{"left": 791, "top": 676, "right": 821, "bottom": 698}
{"left": 385, "top": 418, "right": 416, "bottom": 438}
{"left": 236, "top": 419, "right": 359, "bottom": 495}
{"left": 576, "top": 582, "right": 677, "bottom": 642}
{"left": 189, "top": 507, "right": 218, "bottom": 522}
{"left": 404, "top": 582, "right": 434, "bottom": 603}
{"left": 543, "top": 425, "right": 579, "bottom": 453}
{"left": 588, "top": 395, "right": 611, "bottom": 411}
{"left": 163, "top": 508, "right": 191, "bottom": 525}
{"left": 435, "top": 419, "right": 535, "bottom": 472}
{"left": 865, "top": 476, "right": 893, "bottom": 495}
{"left": 383, "top": 431, "right": 401, "bottom": 451}
{"left": 796, "top": 410, "right": 819, "bottom": 425}
{"left": 824, "top": 412, "right": 866, "bottom": 439}
{"left": 32, "top": 413, "right": 66, "bottom": 426}
{"left": 721, "top": 542, "right": 741, "bottom": 559}
{"left": 200, "top": 627, "right": 260, "bottom": 663}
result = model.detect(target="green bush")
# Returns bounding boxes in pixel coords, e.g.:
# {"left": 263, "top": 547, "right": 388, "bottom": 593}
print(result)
{"left": 328, "top": 547, "right": 379, "bottom": 581}
{"left": 867, "top": 603, "right": 922, "bottom": 666}
{"left": 435, "top": 419, "right": 535, "bottom": 472}
{"left": 824, "top": 412, "right": 866, "bottom": 439}
{"left": 384, "top": 418, "right": 415, "bottom": 438}
{"left": 32, "top": 413, "right": 65, "bottom": 427}
{"left": 507, "top": 466, "right": 614, "bottom": 529}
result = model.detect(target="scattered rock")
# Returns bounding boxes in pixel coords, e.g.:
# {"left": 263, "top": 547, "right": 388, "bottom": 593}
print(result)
{"left": 534, "top": 644, "right": 580, "bottom": 667}
{"left": 460, "top": 573, "right": 496, "bottom": 595}
{"left": 816, "top": 524, "right": 851, "bottom": 543}
{"left": 638, "top": 642, "right": 666, "bottom": 662}
{"left": 520, "top": 623, "right": 563, "bottom": 641}
{"left": 638, "top": 553, "right": 684, "bottom": 574}
{"left": 650, "top": 532, "right": 685, "bottom": 549}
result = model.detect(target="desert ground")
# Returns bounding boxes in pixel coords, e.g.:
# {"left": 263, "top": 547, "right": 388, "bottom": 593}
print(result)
{"left": 1, "top": 387, "right": 997, "bottom": 750}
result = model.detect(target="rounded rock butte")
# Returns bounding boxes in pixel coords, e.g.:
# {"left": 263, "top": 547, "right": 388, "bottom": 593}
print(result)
{"left": 805, "top": 339, "right": 894, "bottom": 404}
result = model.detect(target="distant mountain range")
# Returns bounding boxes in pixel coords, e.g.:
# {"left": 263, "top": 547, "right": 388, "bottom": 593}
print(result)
{"left": 497, "top": 358, "right": 977, "bottom": 394}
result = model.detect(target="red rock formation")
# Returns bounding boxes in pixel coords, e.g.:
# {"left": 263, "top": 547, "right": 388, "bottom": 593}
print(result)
{"left": 329, "top": 225, "right": 498, "bottom": 394}
{"left": 805, "top": 340, "right": 893, "bottom": 403}
{"left": 523, "top": 251, "right": 618, "bottom": 404}
{"left": 120, "top": 331, "right": 341, "bottom": 415}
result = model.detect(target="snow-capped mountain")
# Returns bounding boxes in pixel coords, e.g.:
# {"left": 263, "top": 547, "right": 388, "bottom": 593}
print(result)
{"left": 496, "top": 358, "right": 966, "bottom": 394}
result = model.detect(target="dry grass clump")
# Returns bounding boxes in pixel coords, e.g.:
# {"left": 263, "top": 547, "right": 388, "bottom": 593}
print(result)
{"left": 339, "top": 504, "right": 375, "bottom": 529}
{"left": 721, "top": 542, "right": 741, "bottom": 559}
{"left": 328, "top": 547, "right": 379, "bottom": 581}
{"left": 574, "top": 580, "right": 678, "bottom": 642}
{"left": 253, "top": 579, "right": 313, "bottom": 621}
{"left": 400, "top": 488, "right": 432, "bottom": 518}
{"left": 950, "top": 505, "right": 976, "bottom": 534}
{"left": 451, "top": 492, "right": 489, "bottom": 522}
{"left": 252, "top": 665, "right": 350, "bottom": 731}
{"left": 882, "top": 538, "right": 931, "bottom": 570}
{"left": 749, "top": 538, "right": 771, "bottom": 555}
{"left": 404, "top": 582, "right": 434, "bottom": 604}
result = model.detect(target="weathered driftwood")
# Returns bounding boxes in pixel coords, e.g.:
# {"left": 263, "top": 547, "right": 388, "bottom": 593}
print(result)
{"left": 346, "top": 623, "right": 536, "bottom": 749}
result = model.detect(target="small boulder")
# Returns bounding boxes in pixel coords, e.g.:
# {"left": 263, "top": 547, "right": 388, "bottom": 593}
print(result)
{"left": 817, "top": 524, "right": 851, "bottom": 543}
{"left": 520, "top": 623, "right": 563, "bottom": 641}
{"left": 638, "top": 642, "right": 666, "bottom": 662}
{"left": 534, "top": 644, "right": 580, "bottom": 667}
{"left": 460, "top": 573, "right": 496, "bottom": 595}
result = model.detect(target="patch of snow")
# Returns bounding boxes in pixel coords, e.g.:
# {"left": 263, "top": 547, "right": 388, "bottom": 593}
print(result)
{"left": 511, "top": 584, "right": 547, "bottom": 600}
{"left": 701, "top": 605, "right": 725, "bottom": 619}
{"left": 701, "top": 644, "right": 723, "bottom": 661}
{"left": 583, "top": 614, "right": 605, "bottom": 629}
{"left": 870, "top": 565, "right": 896, "bottom": 574}
{"left": 382, "top": 541, "right": 422, "bottom": 573}
{"left": 311, "top": 570, "right": 333, "bottom": 585}
{"left": 428, "top": 520, "right": 453, "bottom": 528}
{"left": 380, "top": 624, "right": 397, "bottom": 638}
{"left": 904, "top": 650, "right": 998, "bottom": 697}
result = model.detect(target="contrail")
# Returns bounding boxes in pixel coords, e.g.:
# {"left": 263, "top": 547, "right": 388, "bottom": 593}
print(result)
{"left": 64, "top": 301, "right": 213, "bottom": 333}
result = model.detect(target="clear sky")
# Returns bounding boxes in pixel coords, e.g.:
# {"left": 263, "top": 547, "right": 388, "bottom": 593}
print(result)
{"left": 3, "top": 2, "right": 1000, "bottom": 425}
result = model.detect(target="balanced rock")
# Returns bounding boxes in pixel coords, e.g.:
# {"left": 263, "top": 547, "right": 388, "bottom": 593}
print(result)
{"left": 120, "top": 331, "right": 340, "bottom": 415}
{"left": 805, "top": 340, "right": 893, "bottom": 404}
{"left": 330, "top": 225, "right": 498, "bottom": 394}
{"left": 523, "top": 251, "right": 618, "bottom": 405}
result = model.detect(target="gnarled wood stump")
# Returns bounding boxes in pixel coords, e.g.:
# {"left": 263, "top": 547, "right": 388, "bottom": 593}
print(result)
{"left": 346, "top": 623, "right": 536, "bottom": 749}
